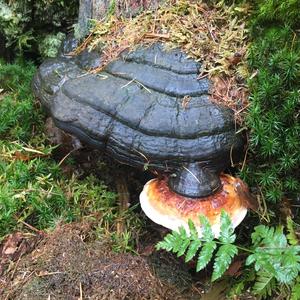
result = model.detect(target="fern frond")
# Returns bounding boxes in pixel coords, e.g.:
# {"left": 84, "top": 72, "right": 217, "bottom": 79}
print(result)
{"left": 248, "top": 223, "right": 300, "bottom": 285}
{"left": 188, "top": 218, "right": 199, "bottom": 239}
{"left": 196, "top": 240, "right": 216, "bottom": 272}
{"left": 212, "top": 243, "right": 238, "bottom": 281}
{"left": 185, "top": 239, "right": 201, "bottom": 262}
{"left": 276, "top": 246, "right": 300, "bottom": 284}
{"left": 252, "top": 270, "right": 276, "bottom": 299}
{"left": 177, "top": 236, "right": 191, "bottom": 257}
{"left": 291, "top": 277, "right": 300, "bottom": 300}
{"left": 251, "top": 225, "right": 272, "bottom": 246}
{"left": 172, "top": 228, "right": 187, "bottom": 254}
{"left": 157, "top": 212, "right": 238, "bottom": 281}
{"left": 219, "top": 210, "right": 236, "bottom": 244}
{"left": 199, "top": 215, "right": 214, "bottom": 241}
{"left": 156, "top": 232, "right": 176, "bottom": 252}
{"left": 156, "top": 226, "right": 191, "bottom": 257}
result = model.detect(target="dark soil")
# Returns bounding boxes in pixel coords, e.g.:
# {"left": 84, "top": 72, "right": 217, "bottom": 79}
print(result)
{"left": 0, "top": 222, "right": 201, "bottom": 300}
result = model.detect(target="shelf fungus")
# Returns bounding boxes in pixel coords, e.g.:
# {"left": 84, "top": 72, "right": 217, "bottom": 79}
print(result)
{"left": 32, "top": 37, "right": 251, "bottom": 236}
{"left": 140, "top": 174, "right": 255, "bottom": 237}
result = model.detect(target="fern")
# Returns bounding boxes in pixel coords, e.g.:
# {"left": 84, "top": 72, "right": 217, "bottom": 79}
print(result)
{"left": 185, "top": 239, "right": 202, "bottom": 262}
{"left": 246, "top": 224, "right": 300, "bottom": 285}
{"left": 185, "top": 219, "right": 202, "bottom": 262}
{"left": 196, "top": 241, "right": 216, "bottom": 272}
{"left": 212, "top": 244, "right": 238, "bottom": 281}
{"left": 195, "top": 215, "right": 216, "bottom": 271}
{"left": 157, "top": 213, "right": 300, "bottom": 298}
{"left": 156, "top": 210, "right": 237, "bottom": 281}
{"left": 291, "top": 277, "right": 300, "bottom": 300}
{"left": 219, "top": 210, "right": 236, "bottom": 244}
{"left": 252, "top": 270, "right": 276, "bottom": 299}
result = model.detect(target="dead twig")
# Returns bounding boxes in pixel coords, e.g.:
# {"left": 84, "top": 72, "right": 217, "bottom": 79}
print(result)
{"left": 18, "top": 220, "right": 43, "bottom": 234}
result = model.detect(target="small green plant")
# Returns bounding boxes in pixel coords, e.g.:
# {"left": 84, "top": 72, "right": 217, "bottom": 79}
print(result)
{"left": 0, "top": 59, "right": 42, "bottom": 140}
{"left": 0, "top": 0, "right": 78, "bottom": 57}
{"left": 243, "top": 1, "right": 300, "bottom": 204}
{"left": 38, "top": 32, "right": 66, "bottom": 58}
{"left": 157, "top": 213, "right": 300, "bottom": 299}
{"left": 157, "top": 211, "right": 237, "bottom": 281}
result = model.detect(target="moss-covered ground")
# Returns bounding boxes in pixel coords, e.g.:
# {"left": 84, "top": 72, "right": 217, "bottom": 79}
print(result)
{"left": 0, "top": 0, "right": 300, "bottom": 299}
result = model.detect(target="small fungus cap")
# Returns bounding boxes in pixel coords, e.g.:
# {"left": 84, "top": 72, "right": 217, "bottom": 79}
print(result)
{"left": 140, "top": 174, "right": 255, "bottom": 238}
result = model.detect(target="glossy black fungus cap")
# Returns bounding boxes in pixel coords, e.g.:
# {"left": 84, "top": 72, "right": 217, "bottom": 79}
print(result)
{"left": 32, "top": 40, "right": 245, "bottom": 198}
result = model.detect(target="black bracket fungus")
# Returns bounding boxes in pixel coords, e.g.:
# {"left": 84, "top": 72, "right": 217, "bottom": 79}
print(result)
{"left": 32, "top": 37, "right": 245, "bottom": 200}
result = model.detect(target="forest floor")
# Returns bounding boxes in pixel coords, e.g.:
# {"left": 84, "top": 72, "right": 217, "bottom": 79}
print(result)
{"left": 1, "top": 1, "right": 299, "bottom": 298}
{"left": 0, "top": 144, "right": 216, "bottom": 300}
{"left": 0, "top": 220, "right": 203, "bottom": 299}
{"left": 0, "top": 131, "right": 254, "bottom": 300}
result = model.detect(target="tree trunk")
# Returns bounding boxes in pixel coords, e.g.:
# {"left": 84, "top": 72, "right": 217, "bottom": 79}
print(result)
{"left": 77, "top": 0, "right": 163, "bottom": 38}
{"left": 0, "top": 33, "right": 12, "bottom": 62}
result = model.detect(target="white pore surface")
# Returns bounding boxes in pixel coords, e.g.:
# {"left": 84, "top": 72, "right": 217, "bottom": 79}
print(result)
{"left": 140, "top": 179, "right": 248, "bottom": 238}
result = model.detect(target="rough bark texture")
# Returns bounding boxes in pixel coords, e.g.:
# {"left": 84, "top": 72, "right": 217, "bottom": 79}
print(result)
{"left": 115, "top": 0, "right": 164, "bottom": 17}
{"left": 78, "top": 0, "right": 110, "bottom": 38}
{"left": 0, "top": 33, "right": 12, "bottom": 61}
{"left": 77, "top": 0, "right": 164, "bottom": 38}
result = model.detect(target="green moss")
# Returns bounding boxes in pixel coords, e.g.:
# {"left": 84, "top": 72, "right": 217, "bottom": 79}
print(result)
{"left": 0, "top": 138, "right": 120, "bottom": 238}
{"left": 0, "top": 60, "right": 43, "bottom": 140}
{"left": 243, "top": 3, "right": 300, "bottom": 203}
{"left": 253, "top": 0, "right": 300, "bottom": 29}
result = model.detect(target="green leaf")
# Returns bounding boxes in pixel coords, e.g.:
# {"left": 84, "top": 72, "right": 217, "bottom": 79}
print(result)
{"left": 199, "top": 214, "right": 214, "bottom": 241}
{"left": 196, "top": 240, "right": 216, "bottom": 272}
{"left": 156, "top": 233, "right": 175, "bottom": 251}
{"left": 291, "top": 277, "right": 300, "bottom": 300}
{"left": 172, "top": 229, "right": 185, "bottom": 253}
{"left": 251, "top": 224, "right": 287, "bottom": 248}
{"left": 185, "top": 239, "right": 201, "bottom": 262}
{"left": 219, "top": 210, "right": 236, "bottom": 244}
{"left": 188, "top": 218, "right": 199, "bottom": 239}
{"left": 211, "top": 244, "right": 238, "bottom": 281}
{"left": 248, "top": 222, "right": 300, "bottom": 286}
{"left": 156, "top": 226, "right": 191, "bottom": 257}
{"left": 252, "top": 271, "right": 275, "bottom": 298}
{"left": 177, "top": 237, "right": 191, "bottom": 257}
{"left": 275, "top": 246, "right": 300, "bottom": 283}
{"left": 245, "top": 254, "right": 256, "bottom": 266}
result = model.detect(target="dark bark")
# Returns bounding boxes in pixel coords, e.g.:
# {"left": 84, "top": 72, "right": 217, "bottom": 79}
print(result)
{"left": 115, "top": 0, "right": 163, "bottom": 17}
{"left": 0, "top": 33, "right": 12, "bottom": 62}
{"left": 77, "top": 0, "right": 164, "bottom": 38}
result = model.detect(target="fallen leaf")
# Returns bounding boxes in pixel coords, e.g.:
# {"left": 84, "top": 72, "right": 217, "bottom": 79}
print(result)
{"left": 3, "top": 246, "right": 17, "bottom": 255}
{"left": 225, "top": 259, "right": 244, "bottom": 277}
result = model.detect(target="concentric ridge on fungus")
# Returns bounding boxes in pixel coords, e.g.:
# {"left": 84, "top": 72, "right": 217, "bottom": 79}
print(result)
{"left": 33, "top": 37, "right": 248, "bottom": 230}
{"left": 33, "top": 42, "right": 244, "bottom": 176}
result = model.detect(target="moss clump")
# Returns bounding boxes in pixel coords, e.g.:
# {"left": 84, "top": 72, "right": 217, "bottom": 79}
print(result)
{"left": 242, "top": 1, "right": 300, "bottom": 204}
